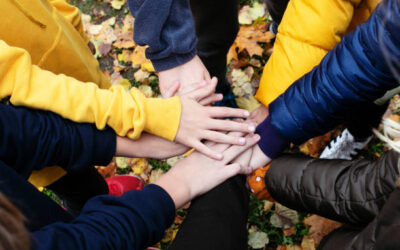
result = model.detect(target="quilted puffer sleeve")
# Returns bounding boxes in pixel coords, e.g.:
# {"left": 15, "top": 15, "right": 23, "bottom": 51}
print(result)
{"left": 266, "top": 150, "right": 400, "bottom": 225}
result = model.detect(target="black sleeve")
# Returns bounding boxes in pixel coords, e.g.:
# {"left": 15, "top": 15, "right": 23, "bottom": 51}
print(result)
{"left": 0, "top": 104, "right": 116, "bottom": 178}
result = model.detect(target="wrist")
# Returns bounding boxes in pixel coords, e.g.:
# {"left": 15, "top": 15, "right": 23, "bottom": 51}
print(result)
{"left": 256, "top": 116, "right": 289, "bottom": 159}
{"left": 154, "top": 171, "right": 191, "bottom": 209}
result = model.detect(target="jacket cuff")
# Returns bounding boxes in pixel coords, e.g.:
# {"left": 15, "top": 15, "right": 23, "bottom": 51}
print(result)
{"left": 151, "top": 50, "right": 197, "bottom": 72}
{"left": 143, "top": 96, "right": 181, "bottom": 141}
{"left": 92, "top": 127, "right": 116, "bottom": 166}
{"left": 256, "top": 116, "right": 289, "bottom": 159}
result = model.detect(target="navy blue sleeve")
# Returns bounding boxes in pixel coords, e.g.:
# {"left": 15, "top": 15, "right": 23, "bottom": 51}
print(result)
{"left": 0, "top": 104, "right": 116, "bottom": 178}
{"left": 127, "top": 0, "right": 197, "bottom": 71}
{"left": 264, "top": 0, "right": 400, "bottom": 148}
{"left": 32, "top": 184, "right": 176, "bottom": 250}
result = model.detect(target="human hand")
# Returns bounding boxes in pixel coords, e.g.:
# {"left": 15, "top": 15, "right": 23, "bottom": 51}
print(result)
{"left": 115, "top": 133, "right": 188, "bottom": 160}
{"left": 159, "top": 55, "right": 211, "bottom": 98}
{"left": 155, "top": 133, "right": 260, "bottom": 208}
{"left": 248, "top": 144, "right": 271, "bottom": 171}
{"left": 164, "top": 77, "right": 223, "bottom": 106}
{"left": 175, "top": 80, "right": 257, "bottom": 160}
{"left": 249, "top": 105, "right": 269, "bottom": 125}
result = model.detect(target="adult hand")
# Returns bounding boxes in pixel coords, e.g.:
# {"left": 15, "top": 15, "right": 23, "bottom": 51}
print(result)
{"left": 175, "top": 80, "right": 257, "bottom": 160}
{"left": 159, "top": 55, "right": 211, "bottom": 98}
{"left": 115, "top": 133, "right": 189, "bottom": 159}
{"left": 155, "top": 133, "right": 260, "bottom": 208}
{"left": 249, "top": 105, "right": 269, "bottom": 125}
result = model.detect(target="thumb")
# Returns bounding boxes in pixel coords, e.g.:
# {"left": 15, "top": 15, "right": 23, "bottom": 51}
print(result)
{"left": 163, "top": 81, "right": 180, "bottom": 98}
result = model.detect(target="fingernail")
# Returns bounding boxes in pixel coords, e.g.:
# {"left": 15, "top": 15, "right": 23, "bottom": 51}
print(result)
{"left": 244, "top": 111, "right": 250, "bottom": 117}
{"left": 248, "top": 126, "right": 255, "bottom": 132}
{"left": 239, "top": 138, "right": 246, "bottom": 144}
{"left": 253, "top": 134, "right": 260, "bottom": 140}
{"left": 216, "top": 153, "right": 223, "bottom": 160}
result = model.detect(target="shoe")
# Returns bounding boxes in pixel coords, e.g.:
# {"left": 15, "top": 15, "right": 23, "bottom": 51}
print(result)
{"left": 269, "top": 21, "right": 278, "bottom": 35}
{"left": 319, "top": 128, "right": 372, "bottom": 160}
{"left": 106, "top": 175, "right": 144, "bottom": 197}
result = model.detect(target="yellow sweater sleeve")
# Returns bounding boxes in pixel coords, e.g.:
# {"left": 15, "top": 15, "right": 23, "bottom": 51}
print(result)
{"left": 255, "top": 0, "right": 363, "bottom": 106}
{"left": 0, "top": 40, "right": 181, "bottom": 141}
{"left": 49, "top": 0, "right": 89, "bottom": 43}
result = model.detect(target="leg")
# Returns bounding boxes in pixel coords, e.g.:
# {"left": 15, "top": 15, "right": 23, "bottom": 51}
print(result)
{"left": 47, "top": 166, "right": 108, "bottom": 217}
{"left": 170, "top": 175, "right": 249, "bottom": 250}
{"left": 190, "top": 0, "right": 239, "bottom": 96}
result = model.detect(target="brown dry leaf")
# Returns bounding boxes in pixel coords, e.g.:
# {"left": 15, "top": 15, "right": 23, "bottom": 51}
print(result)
{"left": 299, "top": 133, "right": 332, "bottom": 158}
{"left": 134, "top": 69, "right": 150, "bottom": 82}
{"left": 238, "top": 24, "right": 274, "bottom": 43}
{"left": 235, "top": 36, "right": 264, "bottom": 57}
{"left": 98, "top": 43, "right": 112, "bottom": 57}
{"left": 113, "top": 15, "right": 135, "bottom": 49}
{"left": 304, "top": 215, "right": 342, "bottom": 246}
{"left": 96, "top": 162, "right": 116, "bottom": 179}
{"left": 286, "top": 245, "right": 301, "bottom": 250}
{"left": 301, "top": 236, "right": 316, "bottom": 250}
{"left": 283, "top": 226, "right": 296, "bottom": 237}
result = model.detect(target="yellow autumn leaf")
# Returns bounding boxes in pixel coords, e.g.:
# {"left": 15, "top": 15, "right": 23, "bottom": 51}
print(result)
{"left": 111, "top": 0, "right": 126, "bottom": 10}
{"left": 130, "top": 158, "right": 149, "bottom": 175}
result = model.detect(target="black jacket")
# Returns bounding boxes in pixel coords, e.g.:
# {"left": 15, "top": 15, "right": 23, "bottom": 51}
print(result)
{"left": 266, "top": 151, "right": 400, "bottom": 249}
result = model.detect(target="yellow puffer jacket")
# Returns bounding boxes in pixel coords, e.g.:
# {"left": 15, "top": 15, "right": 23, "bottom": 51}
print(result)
{"left": 1, "top": 0, "right": 181, "bottom": 187}
{"left": 255, "top": 0, "right": 381, "bottom": 106}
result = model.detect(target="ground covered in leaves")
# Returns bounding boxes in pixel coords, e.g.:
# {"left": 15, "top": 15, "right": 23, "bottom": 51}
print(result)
{"left": 64, "top": 0, "right": 395, "bottom": 249}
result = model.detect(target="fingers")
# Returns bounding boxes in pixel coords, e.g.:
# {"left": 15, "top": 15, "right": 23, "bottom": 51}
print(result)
{"left": 178, "top": 80, "right": 207, "bottom": 96}
{"left": 198, "top": 93, "right": 223, "bottom": 106}
{"left": 209, "top": 119, "right": 256, "bottom": 133}
{"left": 202, "top": 130, "right": 246, "bottom": 147}
{"left": 192, "top": 140, "right": 223, "bottom": 160}
{"left": 163, "top": 81, "right": 180, "bottom": 98}
{"left": 185, "top": 77, "right": 218, "bottom": 101}
{"left": 220, "top": 163, "right": 252, "bottom": 179}
{"left": 222, "top": 134, "right": 260, "bottom": 164}
{"left": 207, "top": 106, "right": 250, "bottom": 119}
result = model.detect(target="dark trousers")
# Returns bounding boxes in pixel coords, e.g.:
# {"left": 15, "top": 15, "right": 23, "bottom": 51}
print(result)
{"left": 190, "top": 0, "right": 239, "bottom": 95}
{"left": 170, "top": 175, "right": 249, "bottom": 250}
{"left": 47, "top": 166, "right": 109, "bottom": 217}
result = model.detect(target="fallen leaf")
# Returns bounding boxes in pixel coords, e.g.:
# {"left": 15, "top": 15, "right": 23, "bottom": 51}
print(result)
{"left": 248, "top": 231, "right": 269, "bottom": 249}
{"left": 283, "top": 226, "right": 296, "bottom": 237}
{"left": 301, "top": 236, "right": 316, "bottom": 250}
{"left": 263, "top": 200, "right": 274, "bottom": 212}
{"left": 299, "top": 132, "right": 333, "bottom": 158}
{"left": 115, "top": 157, "right": 129, "bottom": 169}
{"left": 134, "top": 69, "right": 150, "bottom": 82}
{"left": 270, "top": 203, "right": 299, "bottom": 229}
{"left": 238, "top": 6, "right": 253, "bottom": 25}
{"left": 96, "top": 162, "right": 116, "bottom": 179}
{"left": 138, "top": 85, "right": 154, "bottom": 98}
{"left": 304, "top": 215, "right": 342, "bottom": 246}
{"left": 235, "top": 95, "right": 261, "bottom": 112}
{"left": 149, "top": 169, "right": 164, "bottom": 184}
{"left": 111, "top": 0, "right": 126, "bottom": 10}
{"left": 130, "top": 158, "right": 150, "bottom": 175}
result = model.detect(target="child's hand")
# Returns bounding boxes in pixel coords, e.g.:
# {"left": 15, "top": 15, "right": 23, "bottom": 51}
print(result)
{"left": 249, "top": 144, "right": 271, "bottom": 171}
{"left": 175, "top": 79, "right": 256, "bottom": 160}
{"left": 155, "top": 133, "right": 260, "bottom": 208}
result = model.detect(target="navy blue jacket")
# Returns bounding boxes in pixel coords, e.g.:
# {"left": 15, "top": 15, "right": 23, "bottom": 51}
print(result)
{"left": 0, "top": 104, "right": 175, "bottom": 249}
{"left": 127, "top": 0, "right": 197, "bottom": 71}
{"left": 257, "top": 0, "right": 400, "bottom": 158}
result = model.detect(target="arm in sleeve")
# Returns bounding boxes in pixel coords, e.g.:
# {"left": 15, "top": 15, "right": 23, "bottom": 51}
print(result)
{"left": 127, "top": 0, "right": 197, "bottom": 71}
{"left": 266, "top": 150, "right": 400, "bottom": 225}
{"left": 0, "top": 104, "right": 115, "bottom": 178}
{"left": 0, "top": 40, "right": 181, "bottom": 141}
{"left": 32, "top": 185, "right": 176, "bottom": 250}
{"left": 49, "top": 0, "right": 90, "bottom": 43}
{"left": 267, "top": 0, "right": 400, "bottom": 146}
